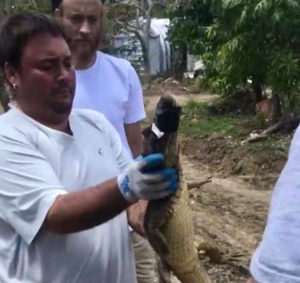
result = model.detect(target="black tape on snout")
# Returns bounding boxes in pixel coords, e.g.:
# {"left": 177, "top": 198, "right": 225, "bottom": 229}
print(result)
{"left": 154, "top": 106, "right": 181, "bottom": 133}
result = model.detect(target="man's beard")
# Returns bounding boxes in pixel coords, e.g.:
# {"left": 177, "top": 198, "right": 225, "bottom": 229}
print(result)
{"left": 71, "top": 38, "right": 100, "bottom": 61}
{"left": 49, "top": 83, "right": 75, "bottom": 115}
{"left": 50, "top": 100, "right": 73, "bottom": 115}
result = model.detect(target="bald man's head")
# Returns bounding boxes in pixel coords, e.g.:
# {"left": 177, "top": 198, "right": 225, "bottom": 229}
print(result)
{"left": 50, "top": 0, "right": 105, "bottom": 12}
{"left": 53, "top": 0, "right": 105, "bottom": 68}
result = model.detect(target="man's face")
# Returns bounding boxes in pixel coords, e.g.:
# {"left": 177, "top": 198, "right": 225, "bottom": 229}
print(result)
{"left": 12, "top": 34, "right": 75, "bottom": 115}
{"left": 58, "top": 0, "right": 103, "bottom": 59}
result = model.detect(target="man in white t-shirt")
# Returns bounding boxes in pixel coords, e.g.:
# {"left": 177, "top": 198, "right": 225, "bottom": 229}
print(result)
{"left": 247, "top": 127, "right": 300, "bottom": 283}
{"left": 0, "top": 12, "right": 178, "bottom": 283}
{"left": 52, "top": 0, "right": 158, "bottom": 282}
{"left": 53, "top": 0, "right": 145, "bottom": 158}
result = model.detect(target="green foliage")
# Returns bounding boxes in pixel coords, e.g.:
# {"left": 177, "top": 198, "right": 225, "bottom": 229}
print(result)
{"left": 191, "top": 77, "right": 206, "bottom": 93}
{"left": 169, "top": 0, "right": 300, "bottom": 115}
{"left": 206, "top": 90, "right": 255, "bottom": 116}
{"left": 168, "top": 0, "right": 213, "bottom": 53}
{"left": 0, "top": 0, "right": 51, "bottom": 14}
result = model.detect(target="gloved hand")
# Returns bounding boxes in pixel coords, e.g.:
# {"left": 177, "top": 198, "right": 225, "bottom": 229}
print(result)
{"left": 117, "top": 153, "right": 178, "bottom": 203}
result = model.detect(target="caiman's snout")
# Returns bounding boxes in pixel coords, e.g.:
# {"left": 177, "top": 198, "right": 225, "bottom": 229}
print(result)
{"left": 142, "top": 96, "right": 181, "bottom": 158}
{"left": 155, "top": 96, "right": 181, "bottom": 133}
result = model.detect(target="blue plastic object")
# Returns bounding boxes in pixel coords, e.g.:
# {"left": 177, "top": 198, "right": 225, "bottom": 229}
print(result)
{"left": 141, "top": 153, "right": 164, "bottom": 171}
{"left": 141, "top": 154, "right": 178, "bottom": 193}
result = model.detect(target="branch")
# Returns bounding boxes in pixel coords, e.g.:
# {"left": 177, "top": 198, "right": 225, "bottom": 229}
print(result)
{"left": 109, "top": 2, "right": 146, "bottom": 14}
{"left": 125, "top": 19, "right": 144, "bottom": 31}
{"left": 115, "top": 18, "right": 145, "bottom": 37}
{"left": 146, "top": 0, "right": 154, "bottom": 12}
{"left": 242, "top": 116, "right": 300, "bottom": 144}
{"left": 153, "top": 2, "right": 167, "bottom": 9}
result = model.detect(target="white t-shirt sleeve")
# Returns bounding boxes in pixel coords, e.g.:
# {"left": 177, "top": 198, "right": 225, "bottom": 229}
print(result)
{"left": 0, "top": 131, "right": 67, "bottom": 245}
{"left": 124, "top": 65, "right": 146, "bottom": 124}
{"left": 104, "top": 117, "right": 132, "bottom": 172}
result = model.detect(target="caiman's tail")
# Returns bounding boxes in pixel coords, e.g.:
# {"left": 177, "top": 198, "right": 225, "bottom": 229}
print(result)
{"left": 174, "top": 261, "right": 211, "bottom": 283}
{"left": 145, "top": 95, "right": 212, "bottom": 283}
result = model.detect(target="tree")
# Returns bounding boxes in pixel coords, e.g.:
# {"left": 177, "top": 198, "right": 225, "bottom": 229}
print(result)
{"left": 168, "top": 0, "right": 213, "bottom": 81}
{"left": 211, "top": 0, "right": 300, "bottom": 122}
{"left": 169, "top": 0, "right": 300, "bottom": 123}
{"left": 106, "top": 0, "right": 171, "bottom": 84}
{"left": 1, "top": 0, "right": 50, "bottom": 14}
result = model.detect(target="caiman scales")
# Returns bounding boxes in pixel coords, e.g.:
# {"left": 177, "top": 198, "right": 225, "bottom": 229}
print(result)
{"left": 142, "top": 95, "right": 211, "bottom": 283}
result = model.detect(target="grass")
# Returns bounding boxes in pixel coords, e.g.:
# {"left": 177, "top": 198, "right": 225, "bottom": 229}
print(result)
{"left": 144, "top": 98, "right": 292, "bottom": 155}
{"left": 179, "top": 100, "right": 257, "bottom": 139}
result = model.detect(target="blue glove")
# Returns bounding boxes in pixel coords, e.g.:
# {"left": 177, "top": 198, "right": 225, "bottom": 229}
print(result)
{"left": 117, "top": 153, "right": 178, "bottom": 203}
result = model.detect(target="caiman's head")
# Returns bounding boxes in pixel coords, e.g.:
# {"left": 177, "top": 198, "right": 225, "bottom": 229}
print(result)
{"left": 142, "top": 95, "right": 181, "bottom": 167}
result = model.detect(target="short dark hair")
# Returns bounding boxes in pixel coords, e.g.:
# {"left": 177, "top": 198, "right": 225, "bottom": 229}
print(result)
{"left": 0, "top": 12, "right": 66, "bottom": 71}
{"left": 51, "top": 0, "right": 63, "bottom": 12}
{"left": 51, "top": 0, "right": 105, "bottom": 12}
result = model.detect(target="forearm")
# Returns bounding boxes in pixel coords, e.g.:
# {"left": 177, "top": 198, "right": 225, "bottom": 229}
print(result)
{"left": 129, "top": 142, "right": 142, "bottom": 158}
{"left": 124, "top": 122, "right": 142, "bottom": 158}
{"left": 127, "top": 200, "right": 148, "bottom": 237}
{"left": 44, "top": 178, "right": 129, "bottom": 234}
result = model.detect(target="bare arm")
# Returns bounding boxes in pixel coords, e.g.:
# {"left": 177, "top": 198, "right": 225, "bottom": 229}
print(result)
{"left": 124, "top": 122, "right": 143, "bottom": 158}
{"left": 127, "top": 199, "right": 148, "bottom": 237}
{"left": 44, "top": 178, "right": 129, "bottom": 234}
{"left": 45, "top": 121, "right": 141, "bottom": 234}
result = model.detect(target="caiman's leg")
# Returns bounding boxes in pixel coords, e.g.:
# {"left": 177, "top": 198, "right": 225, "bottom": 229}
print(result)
{"left": 157, "top": 258, "right": 172, "bottom": 283}
{"left": 196, "top": 240, "right": 222, "bottom": 263}
{"left": 147, "top": 203, "right": 175, "bottom": 255}
{"left": 152, "top": 227, "right": 169, "bottom": 254}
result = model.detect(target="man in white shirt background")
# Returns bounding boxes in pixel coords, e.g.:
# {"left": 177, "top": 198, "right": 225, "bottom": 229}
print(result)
{"left": 0, "top": 12, "right": 178, "bottom": 283}
{"left": 52, "top": 0, "right": 158, "bottom": 282}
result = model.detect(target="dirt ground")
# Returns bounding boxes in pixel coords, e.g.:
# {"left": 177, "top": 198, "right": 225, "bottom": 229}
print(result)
{"left": 144, "top": 80, "right": 288, "bottom": 283}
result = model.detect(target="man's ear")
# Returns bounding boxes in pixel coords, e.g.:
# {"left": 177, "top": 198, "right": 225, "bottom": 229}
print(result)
{"left": 4, "top": 62, "right": 19, "bottom": 89}
{"left": 54, "top": 8, "right": 62, "bottom": 20}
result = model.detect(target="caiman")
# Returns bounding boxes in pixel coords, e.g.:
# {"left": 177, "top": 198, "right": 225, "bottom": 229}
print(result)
{"left": 142, "top": 95, "right": 211, "bottom": 283}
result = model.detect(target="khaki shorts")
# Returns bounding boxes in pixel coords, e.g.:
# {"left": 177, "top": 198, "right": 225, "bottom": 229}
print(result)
{"left": 131, "top": 231, "right": 158, "bottom": 283}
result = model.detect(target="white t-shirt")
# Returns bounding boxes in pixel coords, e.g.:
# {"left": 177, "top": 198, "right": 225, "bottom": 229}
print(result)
{"left": 73, "top": 51, "right": 146, "bottom": 157}
{"left": 0, "top": 106, "right": 137, "bottom": 283}
{"left": 250, "top": 125, "right": 300, "bottom": 283}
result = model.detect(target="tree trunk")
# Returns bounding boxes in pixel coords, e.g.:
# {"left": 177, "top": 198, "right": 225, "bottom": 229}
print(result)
{"left": 173, "top": 45, "right": 187, "bottom": 82}
{"left": 142, "top": 48, "right": 151, "bottom": 86}
{"left": 143, "top": 0, "right": 153, "bottom": 86}
{"left": 270, "top": 89, "right": 282, "bottom": 124}
{"left": 244, "top": 115, "right": 300, "bottom": 143}
{"left": 136, "top": 32, "right": 151, "bottom": 85}
{"left": 143, "top": 59, "right": 151, "bottom": 86}
{"left": 252, "top": 79, "right": 263, "bottom": 104}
